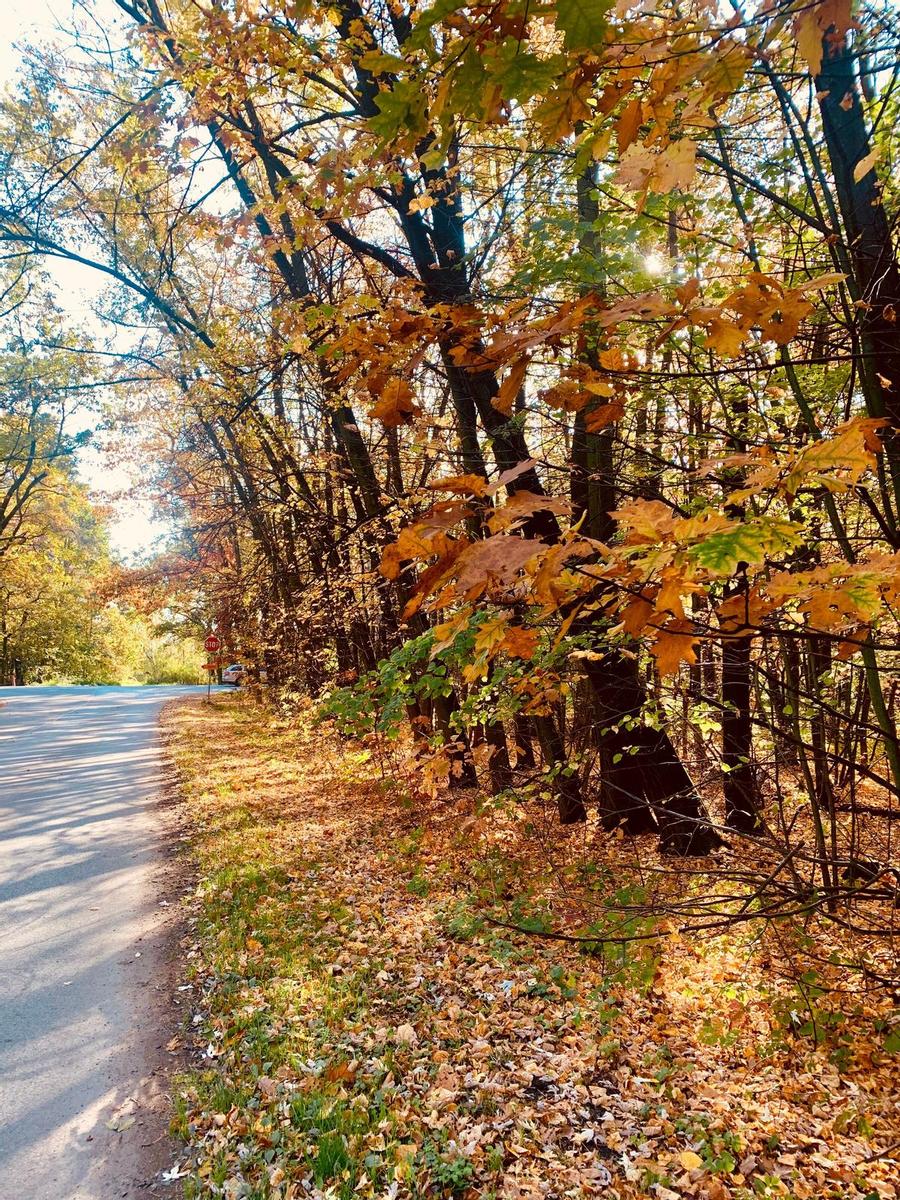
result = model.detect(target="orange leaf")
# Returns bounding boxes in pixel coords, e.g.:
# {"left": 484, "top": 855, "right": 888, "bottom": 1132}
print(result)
{"left": 494, "top": 356, "right": 529, "bottom": 416}
{"left": 501, "top": 625, "right": 540, "bottom": 659}
{"left": 371, "top": 378, "right": 422, "bottom": 426}
{"left": 488, "top": 490, "right": 570, "bottom": 534}
{"left": 617, "top": 98, "right": 643, "bottom": 153}
{"left": 650, "top": 626, "right": 698, "bottom": 677}
{"left": 426, "top": 473, "right": 489, "bottom": 496}
{"left": 584, "top": 397, "right": 625, "bottom": 432}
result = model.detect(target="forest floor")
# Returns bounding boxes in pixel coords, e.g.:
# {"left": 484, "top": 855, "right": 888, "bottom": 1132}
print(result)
{"left": 160, "top": 694, "right": 900, "bottom": 1200}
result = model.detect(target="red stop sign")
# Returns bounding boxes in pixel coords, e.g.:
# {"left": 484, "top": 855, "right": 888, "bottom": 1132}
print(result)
{"left": 204, "top": 634, "right": 221, "bottom": 653}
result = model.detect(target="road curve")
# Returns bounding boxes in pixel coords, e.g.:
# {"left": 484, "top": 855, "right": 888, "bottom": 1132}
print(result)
{"left": 0, "top": 685, "right": 208, "bottom": 1199}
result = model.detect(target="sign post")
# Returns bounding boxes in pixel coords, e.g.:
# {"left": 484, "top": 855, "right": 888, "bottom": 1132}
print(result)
{"left": 204, "top": 634, "right": 221, "bottom": 701}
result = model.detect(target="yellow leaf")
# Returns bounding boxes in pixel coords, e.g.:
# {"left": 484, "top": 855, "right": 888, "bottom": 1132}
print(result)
{"left": 585, "top": 378, "right": 615, "bottom": 397}
{"left": 408, "top": 192, "right": 436, "bottom": 213}
{"left": 795, "top": 271, "right": 846, "bottom": 292}
{"left": 853, "top": 148, "right": 880, "bottom": 183}
{"left": 795, "top": 9, "right": 824, "bottom": 75}
{"left": 652, "top": 139, "right": 696, "bottom": 194}
{"left": 494, "top": 356, "right": 529, "bottom": 416}
{"left": 426, "top": 473, "right": 490, "bottom": 496}
{"left": 613, "top": 142, "right": 655, "bottom": 193}
{"left": 679, "top": 1149, "right": 704, "bottom": 1171}
{"left": 371, "top": 379, "right": 421, "bottom": 426}
{"left": 704, "top": 317, "right": 745, "bottom": 358}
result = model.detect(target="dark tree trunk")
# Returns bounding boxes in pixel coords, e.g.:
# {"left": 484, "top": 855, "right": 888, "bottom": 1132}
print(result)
{"left": 584, "top": 651, "right": 723, "bottom": 853}
{"left": 484, "top": 720, "right": 513, "bottom": 794}
{"left": 432, "top": 691, "right": 477, "bottom": 788}
{"left": 721, "top": 633, "right": 760, "bottom": 833}
{"left": 513, "top": 715, "right": 537, "bottom": 769}
{"left": 807, "top": 636, "right": 836, "bottom": 815}
{"left": 533, "top": 713, "right": 587, "bottom": 824}
{"left": 817, "top": 32, "right": 900, "bottom": 495}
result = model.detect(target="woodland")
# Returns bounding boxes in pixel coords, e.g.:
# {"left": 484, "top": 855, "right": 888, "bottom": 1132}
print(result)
{"left": 1, "top": 0, "right": 900, "bottom": 1189}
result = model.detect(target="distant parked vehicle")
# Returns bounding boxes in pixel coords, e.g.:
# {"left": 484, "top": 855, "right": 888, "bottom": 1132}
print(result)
{"left": 221, "top": 663, "right": 245, "bottom": 686}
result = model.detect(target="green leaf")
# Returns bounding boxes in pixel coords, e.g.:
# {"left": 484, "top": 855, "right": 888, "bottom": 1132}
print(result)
{"left": 884, "top": 1030, "right": 900, "bottom": 1053}
{"left": 484, "top": 39, "right": 562, "bottom": 102}
{"left": 448, "top": 45, "right": 488, "bottom": 117}
{"left": 689, "top": 518, "right": 801, "bottom": 576}
{"left": 369, "top": 78, "right": 428, "bottom": 143}
{"left": 407, "top": 0, "right": 465, "bottom": 50}
{"left": 555, "top": 0, "right": 615, "bottom": 50}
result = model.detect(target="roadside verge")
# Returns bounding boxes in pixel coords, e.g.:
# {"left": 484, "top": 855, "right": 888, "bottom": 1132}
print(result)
{"left": 160, "top": 695, "right": 899, "bottom": 1200}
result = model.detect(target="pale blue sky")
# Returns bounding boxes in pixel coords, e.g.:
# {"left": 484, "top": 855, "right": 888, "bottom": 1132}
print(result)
{"left": 2, "top": 1, "right": 171, "bottom": 561}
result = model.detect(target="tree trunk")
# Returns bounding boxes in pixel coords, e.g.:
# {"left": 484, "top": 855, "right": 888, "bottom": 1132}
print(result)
{"left": 584, "top": 651, "right": 723, "bottom": 853}
{"left": 721, "top": 633, "right": 760, "bottom": 833}
{"left": 513, "top": 715, "right": 537, "bottom": 769}
{"left": 432, "top": 691, "right": 477, "bottom": 789}
{"left": 533, "top": 712, "right": 587, "bottom": 824}
{"left": 817, "top": 31, "right": 900, "bottom": 499}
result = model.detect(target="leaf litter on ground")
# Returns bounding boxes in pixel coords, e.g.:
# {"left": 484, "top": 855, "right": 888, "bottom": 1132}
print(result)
{"left": 161, "top": 696, "right": 899, "bottom": 1200}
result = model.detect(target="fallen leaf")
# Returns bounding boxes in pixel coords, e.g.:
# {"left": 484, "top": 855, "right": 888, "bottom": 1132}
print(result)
{"left": 106, "top": 1115, "right": 136, "bottom": 1132}
{"left": 679, "top": 1149, "right": 704, "bottom": 1170}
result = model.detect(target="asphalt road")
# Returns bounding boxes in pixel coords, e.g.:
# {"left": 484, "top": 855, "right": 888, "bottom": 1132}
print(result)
{"left": 0, "top": 685, "right": 209, "bottom": 1199}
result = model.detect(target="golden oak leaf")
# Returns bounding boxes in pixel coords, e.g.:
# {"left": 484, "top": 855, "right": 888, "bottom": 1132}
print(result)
{"left": 676, "top": 276, "right": 700, "bottom": 305}
{"left": 501, "top": 625, "right": 540, "bottom": 659}
{"left": 704, "top": 317, "right": 745, "bottom": 358}
{"left": 371, "top": 379, "right": 422, "bottom": 426}
{"left": 617, "top": 98, "right": 643, "bottom": 153}
{"left": 655, "top": 567, "right": 689, "bottom": 621}
{"left": 430, "top": 607, "right": 473, "bottom": 656}
{"left": 473, "top": 614, "right": 511, "bottom": 656}
{"left": 426, "top": 474, "right": 490, "bottom": 496}
{"left": 619, "top": 594, "right": 655, "bottom": 638}
{"left": 783, "top": 416, "right": 885, "bottom": 496}
{"left": 717, "top": 588, "right": 777, "bottom": 635}
{"left": 650, "top": 626, "right": 698, "bottom": 677}
{"left": 402, "top": 539, "right": 468, "bottom": 618}
{"left": 612, "top": 498, "right": 677, "bottom": 542}
{"left": 528, "top": 536, "right": 599, "bottom": 611}
{"left": 380, "top": 525, "right": 433, "bottom": 579}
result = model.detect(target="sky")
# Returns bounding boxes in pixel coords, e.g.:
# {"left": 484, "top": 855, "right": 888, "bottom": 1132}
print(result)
{"left": 2, "top": 1, "right": 172, "bottom": 562}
